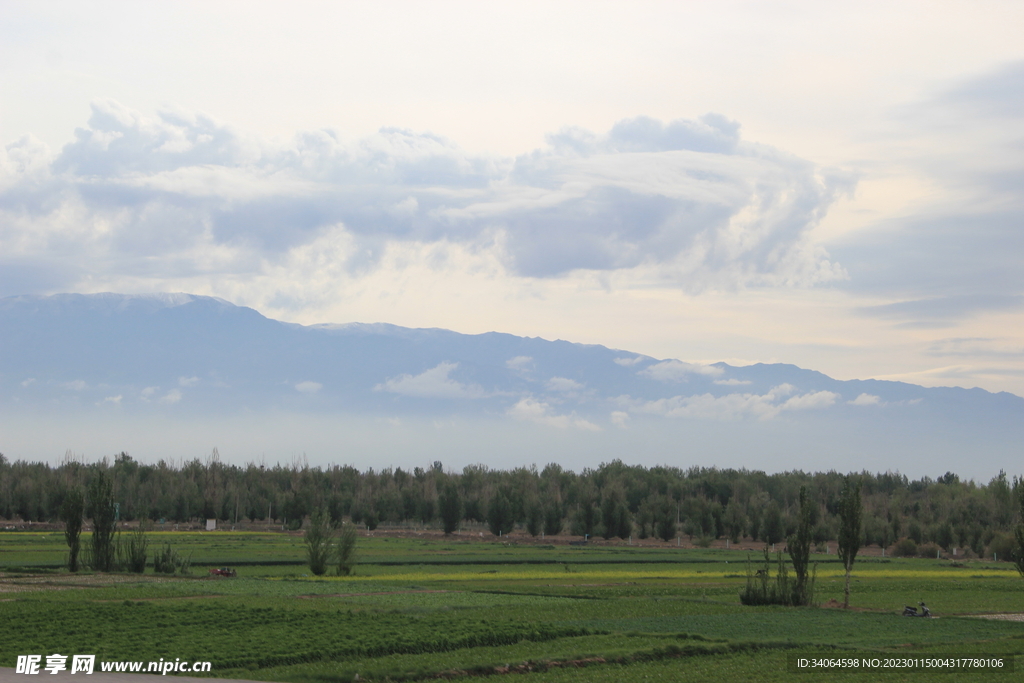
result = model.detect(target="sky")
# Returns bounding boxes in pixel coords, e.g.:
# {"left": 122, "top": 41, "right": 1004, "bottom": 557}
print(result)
{"left": 2, "top": 0, "right": 1023, "bottom": 397}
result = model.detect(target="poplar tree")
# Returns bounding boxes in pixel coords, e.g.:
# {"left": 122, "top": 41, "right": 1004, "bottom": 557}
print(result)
{"left": 787, "top": 486, "right": 814, "bottom": 605}
{"left": 88, "top": 470, "right": 118, "bottom": 572}
{"left": 838, "top": 477, "right": 862, "bottom": 608}
{"left": 1013, "top": 478, "right": 1024, "bottom": 578}
{"left": 60, "top": 487, "right": 85, "bottom": 572}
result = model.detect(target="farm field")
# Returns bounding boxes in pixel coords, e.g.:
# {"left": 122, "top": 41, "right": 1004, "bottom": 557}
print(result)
{"left": 2, "top": 531, "right": 1023, "bottom": 682}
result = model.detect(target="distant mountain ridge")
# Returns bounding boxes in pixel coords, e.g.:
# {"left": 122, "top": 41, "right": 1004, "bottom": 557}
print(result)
{"left": 1, "top": 292, "right": 1021, "bottom": 477}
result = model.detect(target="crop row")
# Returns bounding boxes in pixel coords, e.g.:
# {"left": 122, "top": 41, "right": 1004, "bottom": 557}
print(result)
{"left": 0, "top": 600, "right": 594, "bottom": 670}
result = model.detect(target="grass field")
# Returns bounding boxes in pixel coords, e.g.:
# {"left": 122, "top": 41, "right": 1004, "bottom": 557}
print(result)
{"left": 2, "top": 530, "right": 1023, "bottom": 681}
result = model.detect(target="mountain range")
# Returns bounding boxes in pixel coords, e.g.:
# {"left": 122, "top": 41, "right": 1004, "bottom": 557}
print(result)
{"left": 1, "top": 293, "right": 1021, "bottom": 479}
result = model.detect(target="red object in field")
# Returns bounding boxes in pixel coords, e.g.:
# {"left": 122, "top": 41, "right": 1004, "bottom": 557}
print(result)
{"left": 208, "top": 567, "right": 237, "bottom": 577}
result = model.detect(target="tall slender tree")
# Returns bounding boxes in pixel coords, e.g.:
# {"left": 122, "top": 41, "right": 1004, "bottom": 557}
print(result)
{"left": 838, "top": 477, "right": 863, "bottom": 608}
{"left": 787, "top": 486, "right": 814, "bottom": 605}
{"left": 1013, "top": 478, "right": 1024, "bottom": 578}
{"left": 88, "top": 470, "right": 118, "bottom": 572}
{"left": 60, "top": 487, "right": 85, "bottom": 572}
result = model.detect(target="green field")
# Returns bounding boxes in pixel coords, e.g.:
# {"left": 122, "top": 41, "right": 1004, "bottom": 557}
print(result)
{"left": 2, "top": 531, "right": 1023, "bottom": 681}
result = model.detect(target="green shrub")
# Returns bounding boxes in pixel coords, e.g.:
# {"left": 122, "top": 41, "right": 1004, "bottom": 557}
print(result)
{"left": 739, "top": 545, "right": 817, "bottom": 607}
{"left": 152, "top": 543, "right": 192, "bottom": 575}
{"left": 891, "top": 538, "right": 918, "bottom": 557}
{"left": 917, "top": 542, "right": 941, "bottom": 559}
{"left": 336, "top": 521, "right": 358, "bottom": 576}
{"left": 118, "top": 523, "right": 149, "bottom": 573}
{"left": 988, "top": 532, "right": 1015, "bottom": 561}
{"left": 305, "top": 507, "right": 332, "bottom": 576}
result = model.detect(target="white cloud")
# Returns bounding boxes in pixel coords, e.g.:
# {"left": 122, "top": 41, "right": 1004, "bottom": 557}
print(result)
{"left": 849, "top": 393, "right": 882, "bottom": 406}
{"left": 376, "top": 361, "right": 487, "bottom": 399}
{"left": 771, "top": 383, "right": 797, "bottom": 397}
{"left": 160, "top": 389, "right": 182, "bottom": 404}
{"left": 20, "top": 378, "right": 35, "bottom": 387}
{"left": 100, "top": 395, "right": 122, "bottom": 405}
{"left": 141, "top": 386, "right": 159, "bottom": 401}
{"left": 507, "top": 397, "right": 601, "bottom": 431}
{"left": 714, "top": 378, "right": 752, "bottom": 385}
{"left": 574, "top": 418, "right": 602, "bottom": 431}
{"left": 781, "top": 391, "right": 839, "bottom": 411}
{"left": 614, "top": 356, "right": 645, "bottom": 366}
{"left": 611, "top": 411, "right": 630, "bottom": 428}
{"left": 546, "top": 377, "right": 585, "bottom": 392}
{"left": 295, "top": 381, "right": 323, "bottom": 394}
{"left": 0, "top": 102, "right": 847, "bottom": 298}
{"left": 62, "top": 380, "right": 87, "bottom": 391}
{"left": 640, "top": 360, "right": 724, "bottom": 382}
{"left": 179, "top": 376, "right": 200, "bottom": 387}
{"left": 506, "top": 356, "right": 533, "bottom": 372}
{"left": 626, "top": 384, "right": 838, "bottom": 421}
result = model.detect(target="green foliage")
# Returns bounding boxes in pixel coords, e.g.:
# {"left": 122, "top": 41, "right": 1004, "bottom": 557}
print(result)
{"left": 837, "top": 476, "right": 862, "bottom": 607}
{"left": 762, "top": 501, "right": 784, "bottom": 544}
{"left": 152, "top": 542, "right": 192, "bottom": 575}
{"left": 487, "top": 490, "right": 515, "bottom": 537}
{"left": 786, "top": 486, "right": 814, "bottom": 605}
{"left": 654, "top": 499, "right": 676, "bottom": 543}
{"left": 87, "top": 470, "right": 118, "bottom": 572}
{"left": 892, "top": 538, "right": 918, "bottom": 557}
{"left": 437, "top": 482, "right": 463, "bottom": 535}
{"left": 118, "top": 522, "right": 149, "bottom": 573}
{"left": 4, "top": 530, "right": 1024, "bottom": 683}
{"left": 5, "top": 456, "right": 1024, "bottom": 568}
{"left": 59, "top": 487, "right": 84, "bottom": 572}
{"left": 723, "top": 502, "right": 746, "bottom": 544}
{"left": 570, "top": 502, "right": 600, "bottom": 538}
{"left": 988, "top": 531, "right": 1015, "bottom": 562}
{"left": 0, "top": 599, "right": 592, "bottom": 671}
{"left": 601, "top": 494, "right": 632, "bottom": 540}
{"left": 525, "top": 498, "right": 544, "bottom": 537}
{"left": 739, "top": 546, "right": 802, "bottom": 606}
{"left": 304, "top": 507, "right": 332, "bottom": 576}
{"left": 335, "top": 521, "right": 358, "bottom": 576}
{"left": 1014, "top": 480, "right": 1024, "bottom": 577}
{"left": 364, "top": 509, "right": 379, "bottom": 531}
{"left": 543, "top": 504, "right": 563, "bottom": 536}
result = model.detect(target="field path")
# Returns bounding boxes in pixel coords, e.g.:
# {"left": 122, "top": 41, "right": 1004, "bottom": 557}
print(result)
{"left": 0, "top": 669, "right": 260, "bottom": 683}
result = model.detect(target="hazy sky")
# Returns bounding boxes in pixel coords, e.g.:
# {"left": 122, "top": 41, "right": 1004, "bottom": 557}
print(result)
{"left": 2, "top": 1, "right": 1023, "bottom": 396}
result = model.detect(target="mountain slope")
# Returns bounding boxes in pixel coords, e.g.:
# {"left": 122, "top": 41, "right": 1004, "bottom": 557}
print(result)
{"left": 1, "top": 293, "right": 1020, "bottom": 477}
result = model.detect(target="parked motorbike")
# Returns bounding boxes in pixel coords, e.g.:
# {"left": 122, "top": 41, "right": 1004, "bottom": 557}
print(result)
{"left": 903, "top": 602, "right": 931, "bottom": 617}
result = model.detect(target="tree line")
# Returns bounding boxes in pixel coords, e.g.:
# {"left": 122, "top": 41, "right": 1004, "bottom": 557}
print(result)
{"left": 1, "top": 451, "right": 1022, "bottom": 559}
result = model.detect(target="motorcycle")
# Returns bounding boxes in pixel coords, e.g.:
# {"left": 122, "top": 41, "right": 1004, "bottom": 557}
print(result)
{"left": 903, "top": 602, "right": 931, "bottom": 617}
